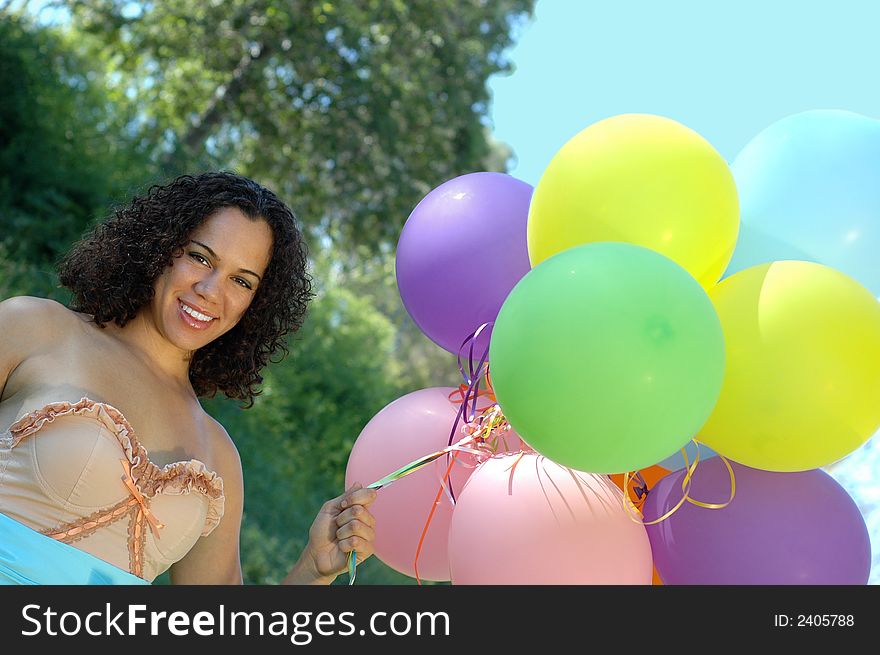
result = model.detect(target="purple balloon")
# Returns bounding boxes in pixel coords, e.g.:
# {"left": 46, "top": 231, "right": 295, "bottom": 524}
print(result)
{"left": 643, "top": 459, "right": 871, "bottom": 584}
{"left": 396, "top": 172, "right": 533, "bottom": 357}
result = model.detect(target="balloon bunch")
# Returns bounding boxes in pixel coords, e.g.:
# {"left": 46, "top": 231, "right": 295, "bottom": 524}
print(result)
{"left": 345, "top": 112, "right": 880, "bottom": 585}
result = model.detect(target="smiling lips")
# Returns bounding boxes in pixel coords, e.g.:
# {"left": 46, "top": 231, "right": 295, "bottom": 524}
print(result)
{"left": 178, "top": 299, "right": 217, "bottom": 329}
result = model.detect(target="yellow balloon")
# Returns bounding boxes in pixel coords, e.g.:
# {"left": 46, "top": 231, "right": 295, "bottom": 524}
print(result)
{"left": 528, "top": 114, "right": 739, "bottom": 288}
{"left": 699, "top": 261, "right": 880, "bottom": 471}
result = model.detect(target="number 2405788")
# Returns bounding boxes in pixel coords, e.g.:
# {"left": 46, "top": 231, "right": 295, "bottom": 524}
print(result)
{"left": 774, "top": 614, "right": 854, "bottom": 627}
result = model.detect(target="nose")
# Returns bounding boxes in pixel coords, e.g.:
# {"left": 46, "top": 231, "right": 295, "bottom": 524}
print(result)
{"left": 193, "top": 269, "right": 222, "bottom": 305}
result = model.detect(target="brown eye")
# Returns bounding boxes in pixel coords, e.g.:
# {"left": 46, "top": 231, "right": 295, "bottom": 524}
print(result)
{"left": 189, "top": 252, "right": 210, "bottom": 266}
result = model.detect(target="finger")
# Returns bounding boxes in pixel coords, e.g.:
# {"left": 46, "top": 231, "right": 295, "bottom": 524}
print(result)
{"left": 335, "top": 504, "right": 376, "bottom": 529}
{"left": 338, "top": 535, "right": 372, "bottom": 556}
{"left": 324, "top": 483, "right": 364, "bottom": 513}
{"left": 336, "top": 519, "right": 375, "bottom": 544}
{"left": 340, "top": 486, "right": 378, "bottom": 510}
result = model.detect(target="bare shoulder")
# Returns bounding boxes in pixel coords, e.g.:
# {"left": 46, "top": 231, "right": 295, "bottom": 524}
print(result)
{"left": 0, "top": 296, "right": 83, "bottom": 335}
{"left": 0, "top": 296, "right": 81, "bottom": 375}
{"left": 0, "top": 295, "right": 75, "bottom": 322}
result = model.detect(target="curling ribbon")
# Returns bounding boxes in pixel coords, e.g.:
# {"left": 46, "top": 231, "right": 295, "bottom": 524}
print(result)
{"left": 345, "top": 428, "right": 494, "bottom": 584}
{"left": 412, "top": 402, "right": 513, "bottom": 583}
{"left": 412, "top": 324, "right": 507, "bottom": 583}
{"left": 442, "top": 323, "right": 495, "bottom": 501}
{"left": 622, "top": 439, "right": 736, "bottom": 526}
{"left": 348, "top": 323, "right": 500, "bottom": 585}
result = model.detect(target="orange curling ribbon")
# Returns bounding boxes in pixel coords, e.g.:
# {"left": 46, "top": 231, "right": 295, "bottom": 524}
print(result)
{"left": 622, "top": 440, "right": 736, "bottom": 525}
{"left": 120, "top": 459, "right": 165, "bottom": 537}
{"left": 447, "top": 384, "right": 496, "bottom": 422}
{"left": 346, "top": 434, "right": 486, "bottom": 585}
{"left": 448, "top": 383, "right": 496, "bottom": 406}
{"left": 437, "top": 403, "right": 514, "bottom": 504}
{"left": 504, "top": 450, "right": 528, "bottom": 476}
{"left": 414, "top": 450, "right": 461, "bottom": 585}
{"left": 414, "top": 404, "right": 512, "bottom": 585}
{"left": 447, "top": 365, "right": 498, "bottom": 421}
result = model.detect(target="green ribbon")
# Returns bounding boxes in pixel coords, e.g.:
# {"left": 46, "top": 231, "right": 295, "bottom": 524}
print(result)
{"left": 346, "top": 436, "right": 485, "bottom": 584}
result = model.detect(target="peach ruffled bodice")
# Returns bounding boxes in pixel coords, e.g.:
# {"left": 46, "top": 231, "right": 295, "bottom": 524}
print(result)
{"left": 0, "top": 398, "right": 225, "bottom": 582}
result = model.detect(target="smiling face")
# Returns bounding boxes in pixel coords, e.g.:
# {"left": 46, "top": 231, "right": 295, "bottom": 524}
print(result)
{"left": 149, "top": 206, "right": 274, "bottom": 354}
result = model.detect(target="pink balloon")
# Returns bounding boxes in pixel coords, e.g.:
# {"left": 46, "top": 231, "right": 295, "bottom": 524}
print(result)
{"left": 345, "top": 387, "right": 522, "bottom": 581}
{"left": 448, "top": 454, "right": 653, "bottom": 584}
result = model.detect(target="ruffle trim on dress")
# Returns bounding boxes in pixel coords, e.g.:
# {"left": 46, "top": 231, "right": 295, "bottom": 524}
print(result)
{"left": 8, "top": 397, "right": 226, "bottom": 536}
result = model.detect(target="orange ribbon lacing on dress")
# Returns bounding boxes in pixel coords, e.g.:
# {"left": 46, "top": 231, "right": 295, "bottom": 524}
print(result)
{"left": 120, "top": 459, "right": 165, "bottom": 537}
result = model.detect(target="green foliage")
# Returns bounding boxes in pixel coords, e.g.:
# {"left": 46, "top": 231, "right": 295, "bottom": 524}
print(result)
{"left": 0, "top": 243, "right": 69, "bottom": 301}
{"left": 62, "top": 0, "right": 535, "bottom": 253}
{"left": 0, "top": 13, "right": 150, "bottom": 268}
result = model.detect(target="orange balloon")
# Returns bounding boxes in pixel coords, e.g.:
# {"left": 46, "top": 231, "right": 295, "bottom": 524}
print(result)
{"left": 609, "top": 464, "right": 670, "bottom": 495}
{"left": 653, "top": 567, "right": 663, "bottom": 586}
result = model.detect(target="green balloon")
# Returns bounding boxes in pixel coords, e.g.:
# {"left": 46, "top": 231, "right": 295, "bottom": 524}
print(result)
{"left": 489, "top": 242, "right": 725, "bottom": 474}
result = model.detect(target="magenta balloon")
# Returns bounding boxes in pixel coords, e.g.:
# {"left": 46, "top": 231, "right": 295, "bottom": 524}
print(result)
{"left": 448, "top": 454, "right": 653, "bottom": 584}
{"left": 345, "top": 387, "right": 523, "bottom": 581}
{"left": 643, "top": 458, "right": 871, "bottom": 584}
{"left": 396, "top": 172, "right": 533, "bottom": 356}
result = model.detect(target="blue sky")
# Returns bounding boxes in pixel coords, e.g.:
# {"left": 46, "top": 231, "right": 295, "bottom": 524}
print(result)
{"left": 489, "top": 0, "right": 880, "bottom": 184}
{"left": 487, "top": 0, "right": 880, "bottom": 583}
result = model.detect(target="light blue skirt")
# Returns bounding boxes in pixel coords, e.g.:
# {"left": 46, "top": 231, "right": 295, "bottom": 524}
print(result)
{"left": 0, "top": 512, "right": 149, "bottom": 585}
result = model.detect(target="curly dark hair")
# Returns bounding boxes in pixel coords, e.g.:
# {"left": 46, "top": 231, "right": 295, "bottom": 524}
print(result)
{"left": 58, "top": 171, "right": 313, "bottom": 407}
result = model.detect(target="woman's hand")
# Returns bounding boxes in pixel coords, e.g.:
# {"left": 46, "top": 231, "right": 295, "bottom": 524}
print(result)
{"left": 285, "top": 483, "right": 378, "bottom": 584}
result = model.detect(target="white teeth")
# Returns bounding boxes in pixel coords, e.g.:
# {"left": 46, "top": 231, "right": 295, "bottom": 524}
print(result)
{"left": 181, "top": 302, "right": 214, "bottom": 322}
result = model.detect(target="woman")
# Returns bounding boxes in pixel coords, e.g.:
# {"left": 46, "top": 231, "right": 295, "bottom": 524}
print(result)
{"left": 0, "top": 171, "right": 377, "bottom": 584}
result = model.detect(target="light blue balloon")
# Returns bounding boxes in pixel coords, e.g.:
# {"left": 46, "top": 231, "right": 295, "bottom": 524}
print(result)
{"left": 724, "top": 222, "right": 814, "bottom": 277}
{"left": 657, "top": 441, "right": 717, "bottom": 471}
{"left": 725, "top": 109, "right": 880, "bottom": 297}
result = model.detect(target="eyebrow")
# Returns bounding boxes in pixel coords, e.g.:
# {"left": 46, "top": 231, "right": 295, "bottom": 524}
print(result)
{"left": 190, "top": 240, "right": 263, "bottom": 281}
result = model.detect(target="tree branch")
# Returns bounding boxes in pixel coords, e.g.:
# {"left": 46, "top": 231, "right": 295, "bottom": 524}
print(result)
{"left": 162, "top": 38, "right": 275, "bottom": 166}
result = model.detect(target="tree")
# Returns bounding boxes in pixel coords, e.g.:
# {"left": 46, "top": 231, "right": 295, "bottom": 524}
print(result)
{"left": 0, "top": 12, "right": 149, "bottom": 274}
{"left": 61, "top": 0, "right": 535, "bottom": 253}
